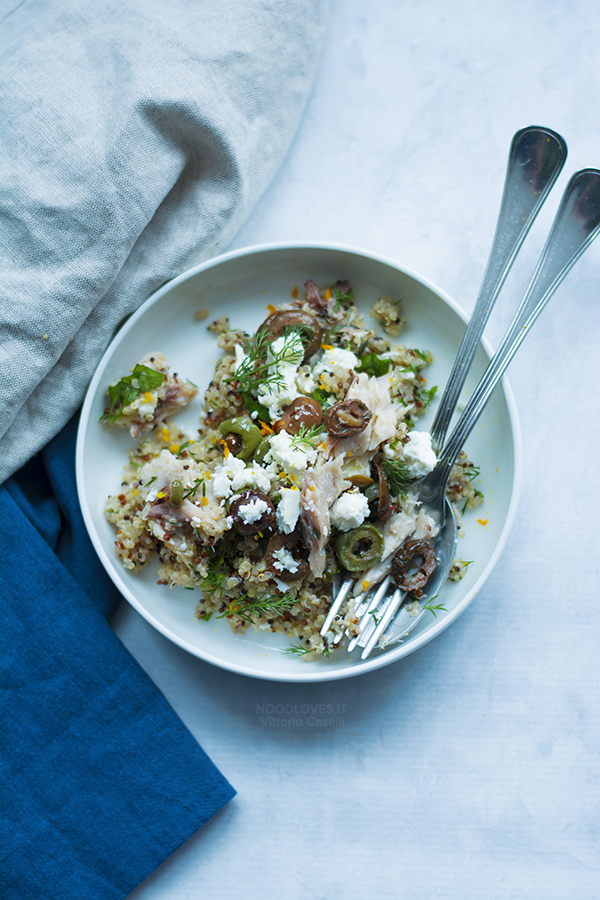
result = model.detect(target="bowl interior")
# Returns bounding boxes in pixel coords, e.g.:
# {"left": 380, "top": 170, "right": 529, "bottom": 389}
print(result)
{"left": 77, "top": 243, "right": 520, "bottom": 682}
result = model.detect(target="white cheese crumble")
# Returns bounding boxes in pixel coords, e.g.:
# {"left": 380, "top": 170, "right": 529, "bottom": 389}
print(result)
{"left": 271, "top": 546, "right": 300, "bottom": 574}
{"left": 402, "top": 430, "right": 437, "bottom": 478}
{"left": 266, "top": 431, "right": 317, "bottom": 477}
{"left": 275, "top": 488, "right": 301, "bottom": 534}
{"left": 313, "top": 346, "right": 359, "bottom": 378}
{"left": 256, "top": 332, "right": 304, "bottom": 420}
{"left": 212, "top": 456, "right": 271, "bottom": 499}
{"left": 237, "top": 496, "right": 269, "bottom": 525}
{"left": 330, "top": 488, "right": 370, "bottom": 532}
{"left": 234, "top": 344, "right": 248, "bottom": 371}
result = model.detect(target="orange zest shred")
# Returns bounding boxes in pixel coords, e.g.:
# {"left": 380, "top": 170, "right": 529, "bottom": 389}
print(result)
{"left": 291, "top": 286, "right": 299, "bottom": 298}
{"left": 266, "top": 304, "right": 276, "bottom": 314}
{"left": 156, "top": 491, "right": 166, "bottom": 499}
{"left": 219, "top": 439, "right": 230, "bottom": 458}
{"left": 362, "top": 580, "right": 370, "bottom": 592}
{"left": 201, "top": 496, "right": 209, "bottom": 506}
{"left": 324, "top": 288, "right": 332, "bottom": 300}
{"left": 477, "top": 518, "right": 488, "bottom": 526}
{"left": 259, "top": 420, "right": 273, "bottom": 435}
{"left": 321, "top": 344, "right": 334, "bottom": 351}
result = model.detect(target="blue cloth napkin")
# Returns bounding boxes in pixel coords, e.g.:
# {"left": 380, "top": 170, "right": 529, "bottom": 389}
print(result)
{"left": 0, "top": 415, "right": 236, "bottom": 900}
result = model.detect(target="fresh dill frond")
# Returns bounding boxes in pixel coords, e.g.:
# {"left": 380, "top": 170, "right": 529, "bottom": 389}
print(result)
{"left": 423, "top": 594, "right": 447, "bottom": 617}
{"left": 381, "top": 458, "right": 412, "bottom": 499}
{"left": 228, "top": 328, "right": 304, "bottom": 398}
{"left": 290, "top": 422, "right": 323, "bottom": 449}
{"left": 282, "top": 643, "right": 313, "bottom": 657}
{"left": 464, "top": 464, "right": 481, "bottom": 482}
{"left": 182, "top": 478, "right": 205, "bottom": 501}
{"left": 331, "top": 286, "right": 353, "bottom": 313}
{"left": 217, "top": 592, "right": 297, "bottom": 623}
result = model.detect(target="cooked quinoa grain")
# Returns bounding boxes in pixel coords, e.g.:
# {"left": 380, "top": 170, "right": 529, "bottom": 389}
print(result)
{"left": 103, "top": 279, "right": 483, "bottom": 658}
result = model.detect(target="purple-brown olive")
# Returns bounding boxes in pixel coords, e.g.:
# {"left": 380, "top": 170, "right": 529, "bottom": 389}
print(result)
{"left": 258, "top": 310, "right": 322, "bottom": 361}
{"left": 224, "top": 433, "right": 243, "bottom": 455}
{"left": 229, "top": 490, "right": 275, "bottom": 536}
{"left": 391, "top": 539, "right": 437, "bottom": 593}
{"left": 373, "top": 462, "right": 396, "bottom": 520}
{"left": 265, "top": 531, "right": 309, "bottom": 583}
{"left": 324, "top": 399, "right": 372, "bottom": 438}
{"left": 277, "top": 397, "right": 323, "bottom": 436}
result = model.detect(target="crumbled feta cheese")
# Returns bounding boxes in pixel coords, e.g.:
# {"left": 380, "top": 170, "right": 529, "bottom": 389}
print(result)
{"left": 402, "top": 431, "right": 437, "bottom": 478}
{"left": 256, "top": 332, "right": 304, "bottom": 420}
{"left": 330, "top": 488, "right": 370, "bottom": 531}
{"left": 266, "top": 431, "right": 317, "bottom": 477}
{"left": 136, "top": 396, "right": 157, "bottom": 418}
{"left": 237, "top": 497, "right": 269, "bottom": 524}
{"left": 276, "top": 488, "right": 301, "bottom": 534}
{"left": 271, "top": 546, "right": 300, "bottom": 574}
{"left": 313, "top": 347, "right": 359, "bottom": 378}
{"left": 234, "top": 343, "right": 249, "bottom": 371}
{"left": 213, "top": 456, "right": 271, "bottom": 498}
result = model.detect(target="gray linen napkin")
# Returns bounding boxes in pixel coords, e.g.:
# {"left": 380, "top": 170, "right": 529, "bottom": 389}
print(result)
{"left": 0, "top": 0, "right": 327, "bottom": 483}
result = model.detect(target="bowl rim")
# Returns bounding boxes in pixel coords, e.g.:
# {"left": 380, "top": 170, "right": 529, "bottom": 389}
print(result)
{"left": 76, "top": 240, "right": 522, "bottom": 682}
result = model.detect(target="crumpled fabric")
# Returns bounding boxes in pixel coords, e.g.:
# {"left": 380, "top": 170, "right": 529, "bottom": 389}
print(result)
{"left": 0, "top": 0, "right": 328, "bottom": 483}
{"left": 0, "top": 415, "right": 236, "bottom": 900}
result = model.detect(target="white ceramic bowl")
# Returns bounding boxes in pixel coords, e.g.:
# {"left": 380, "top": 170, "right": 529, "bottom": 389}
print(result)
{"left": 76, "top": 242, "right": 521, "bottom": 682}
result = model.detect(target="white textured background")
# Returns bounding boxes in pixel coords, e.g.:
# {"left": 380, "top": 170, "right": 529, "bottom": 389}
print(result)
{"left": 115, "top": 1, "right": 600, "bottom": 897}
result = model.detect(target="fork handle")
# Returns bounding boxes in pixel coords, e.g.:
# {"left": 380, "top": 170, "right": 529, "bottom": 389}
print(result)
{"left": 421, "top": 168, "right": 600, "bottom": 507}
{"left": 430, "top": 126, "right": 567, "bottom": 450}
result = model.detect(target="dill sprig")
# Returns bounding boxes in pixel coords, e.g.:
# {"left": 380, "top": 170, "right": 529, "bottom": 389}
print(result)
{"left": 282, "top": 643, "right": 313, "bottom": 657}
{"left": 290, "top": 422, "right": 323, "bottom": 449}
{"left": 227, "top": 328, "right": 304, "bottom": 398}
{"left": 381, "top": 458, "right": 412, "bottom": 499}
{"left": 182, "top": 477, "right": 205, "bottom": 501}
{"left": 423, "top": 594, "right": 447, "bottom": 617}
{"left": 199, "top": 541, "right": 230, "bottom": 600}
{"left": 217, "top": 592, "right": 297, "bottom": 624}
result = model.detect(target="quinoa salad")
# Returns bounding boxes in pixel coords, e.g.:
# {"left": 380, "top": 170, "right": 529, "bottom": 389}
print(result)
{"left": 103, "top": 279, "right": 483, "bottom": 659}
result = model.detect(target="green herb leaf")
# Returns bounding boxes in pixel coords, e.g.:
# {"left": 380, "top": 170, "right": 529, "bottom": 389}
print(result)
{"left": 132, "top": 364, "right": 166, "bottom": 393}
{"left": 417, "top": 385, "right": 438, "bottom": 409}
{"left": 356, "top": 353, "right": 391, "bottom": 377}
{"left": 103, "top": 364, "right": 166, "bottom": 423}
{"left": 310, "top": 387, "right": 335, "bottom": 410}
{"left": 414, "top": 349, "right": 430, "bottom": 364}
{"left": 242, "top": 392, "right": 271, "bottom": 423}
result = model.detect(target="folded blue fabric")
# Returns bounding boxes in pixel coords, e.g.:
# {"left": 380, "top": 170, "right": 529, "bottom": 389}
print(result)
{"left": 0, "top": 416, "right": 235, "bottom": 900}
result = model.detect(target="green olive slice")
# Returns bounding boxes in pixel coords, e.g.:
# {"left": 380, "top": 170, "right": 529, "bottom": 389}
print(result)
{"left": 336, "top": 524, "right": 384, "bottom": 572}
{"left": 218, "top": 416, "right": 263, "bottom": 459}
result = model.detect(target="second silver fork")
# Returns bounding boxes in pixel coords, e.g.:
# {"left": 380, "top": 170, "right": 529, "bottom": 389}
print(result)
{"left": 321, "top": 125, "right": 567, "bottom": 648}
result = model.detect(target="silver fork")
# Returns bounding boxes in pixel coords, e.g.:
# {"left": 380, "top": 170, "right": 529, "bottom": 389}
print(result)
{"left": 320, "top": 125, "right": 567, "bottom": 647}
{"left": 352, "top": 168, "right": 600, "bottom": 659}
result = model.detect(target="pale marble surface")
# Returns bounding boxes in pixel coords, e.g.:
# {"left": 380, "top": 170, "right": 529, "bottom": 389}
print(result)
{"left": 117, "top": 1, "right": 600, "bottom": 897}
